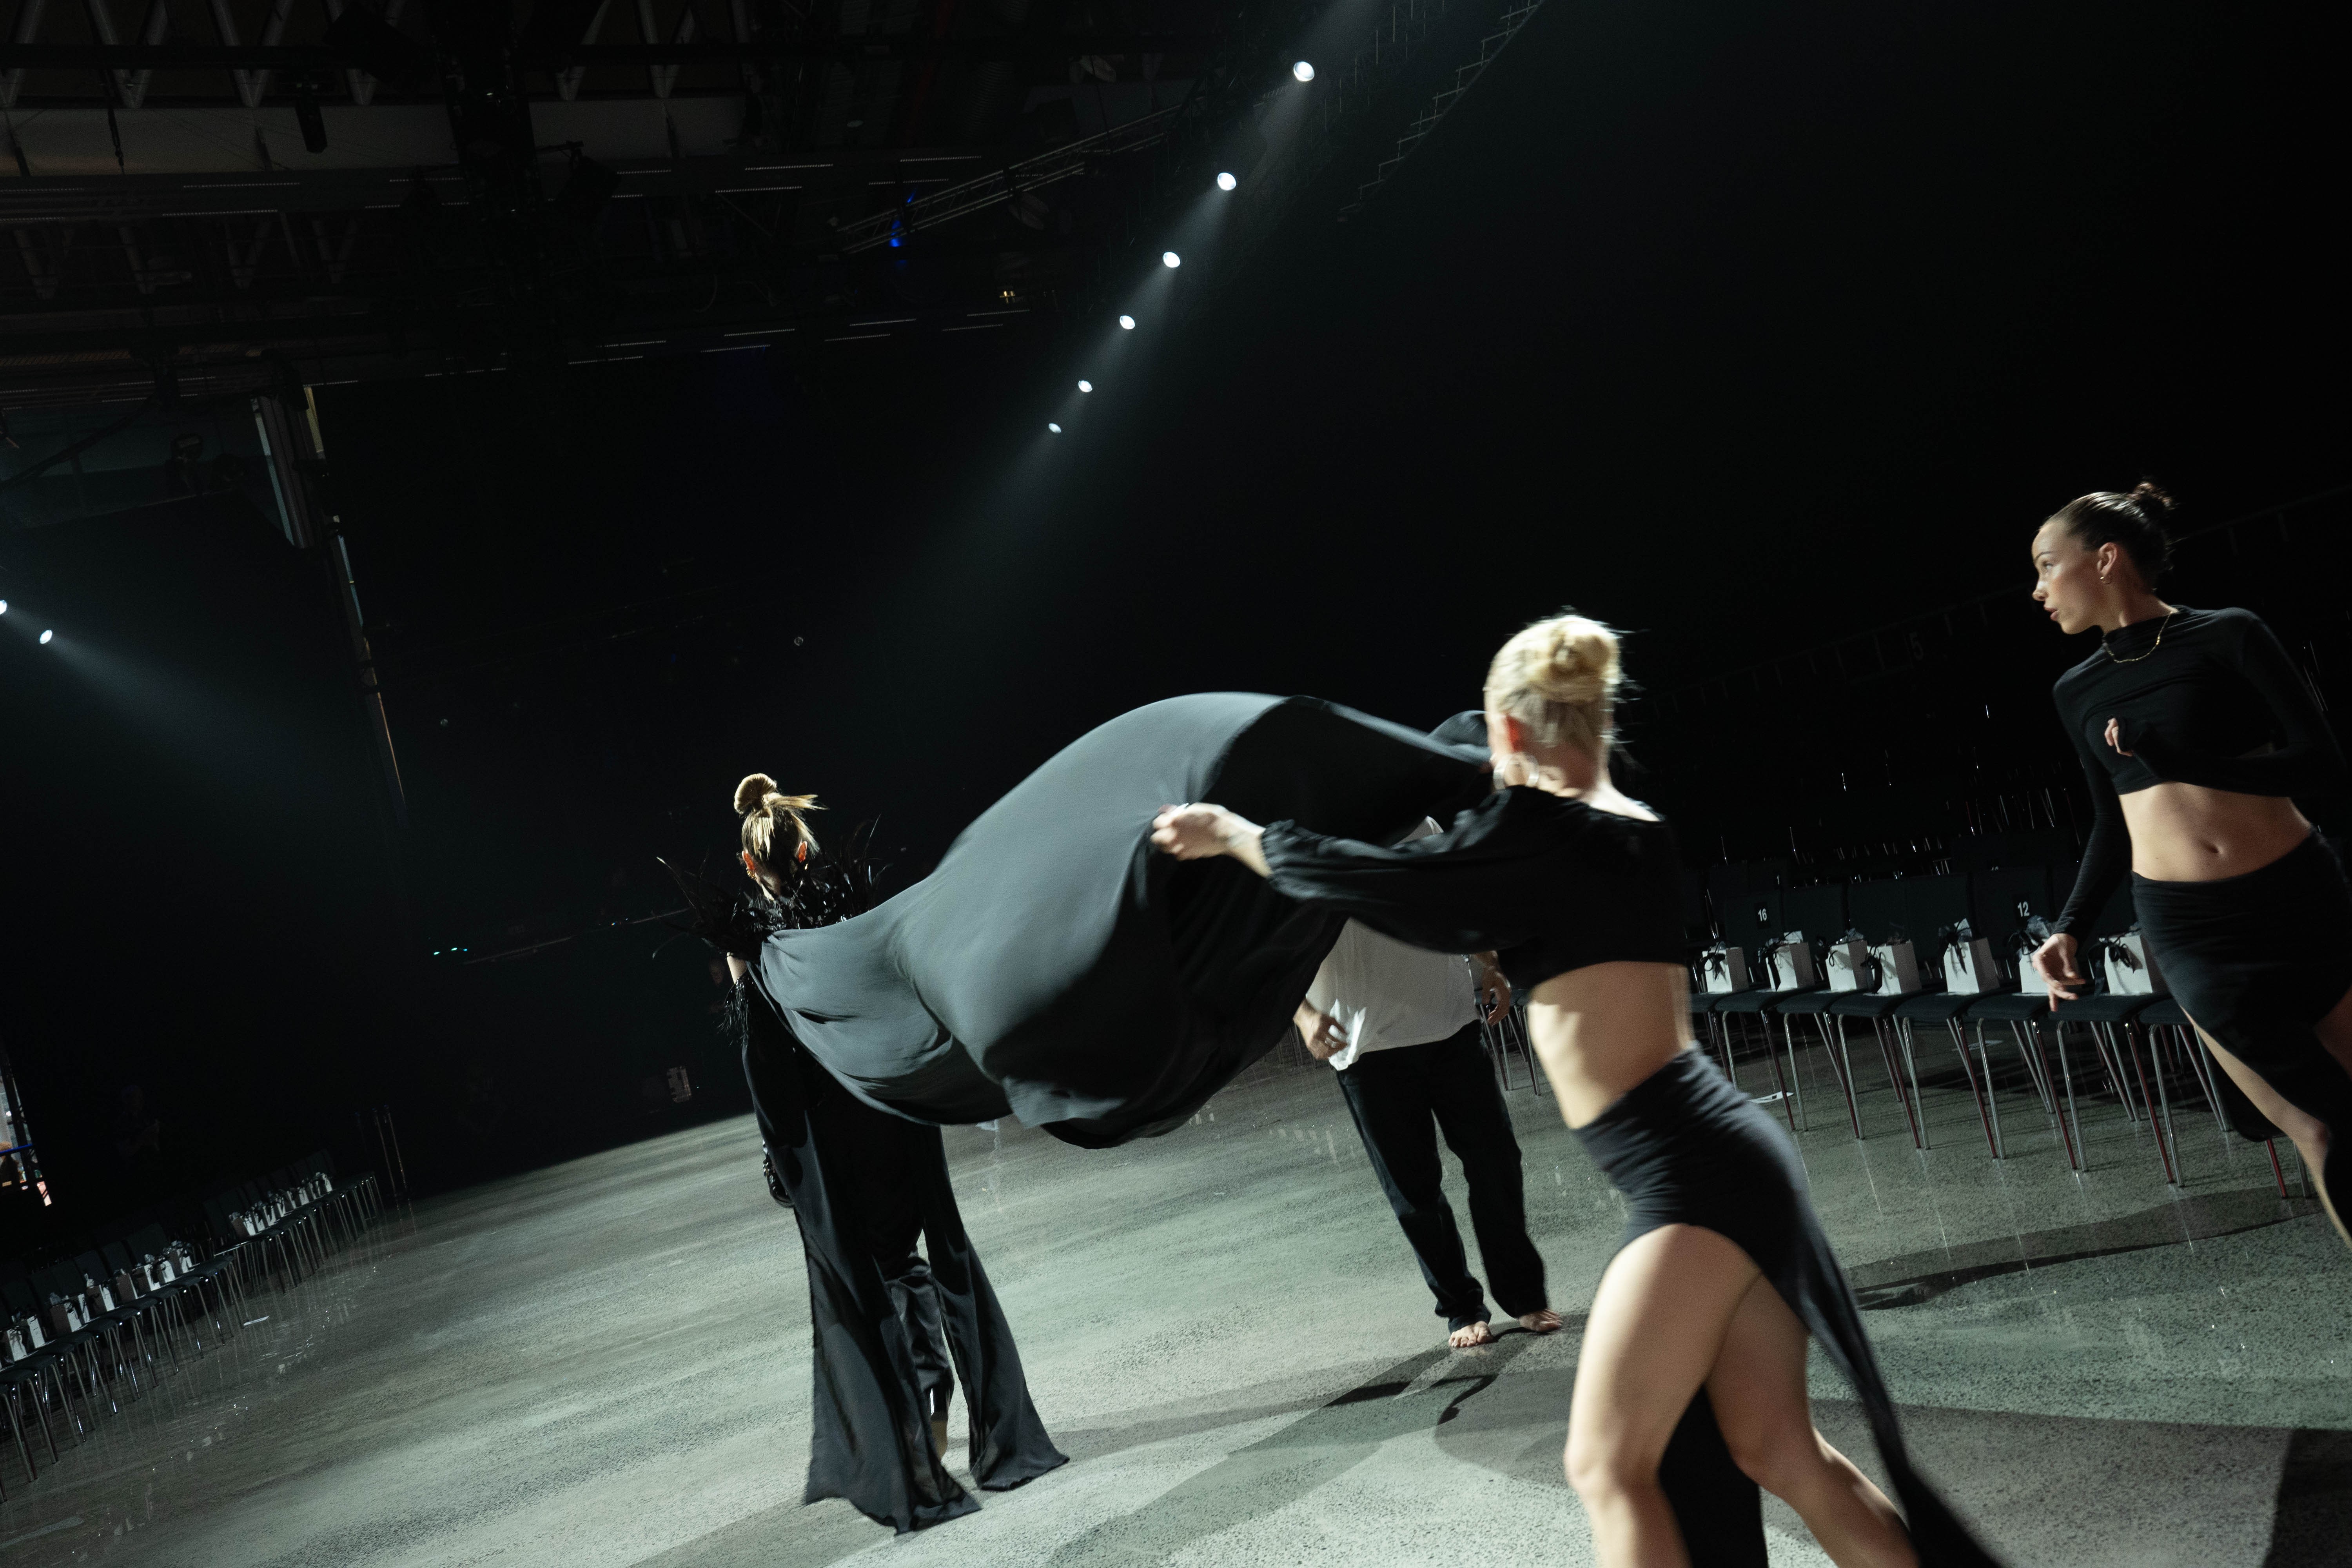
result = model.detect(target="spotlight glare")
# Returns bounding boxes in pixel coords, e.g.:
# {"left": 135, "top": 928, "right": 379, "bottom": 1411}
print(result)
{"left": 1078, "top": 379, "right": 1093, "bottom": 393}
{"left": 0, "top": 599, "right": 7, "bottom": 614}
{"left": 1161, "top": 250, "right": 1181, "bottom": 269}
{"left": 39, "top": 629, "right": 54, "bottom": 644}
{"left": 1216, "top": 171, "right": 1237, "bottom": 191}
{"left": 1119, "top": 314, "right": 1136, "bottom": 330}
{"left": 1047, "top": 422, "right": 1063, "bottom": 434}
{"left": 1293, "top": 60, "right": 1316, "bottom": 82}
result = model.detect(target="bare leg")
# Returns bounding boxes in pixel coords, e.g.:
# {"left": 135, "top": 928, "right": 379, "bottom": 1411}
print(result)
{"left": 1707, "top": 1275, "right": 1916, "bottom": 1565}
{"left": 2192, "top": 1017, "right": 2349, "bottom": 1246}
{"left": 1563, "top": 1225, "right": 1763, "bottom": 1568}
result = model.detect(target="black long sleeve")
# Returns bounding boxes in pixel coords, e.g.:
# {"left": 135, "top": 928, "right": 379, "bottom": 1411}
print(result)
{"left": 2050, "top": 608, "right": 2345, "bottom": 940}
{"left": 1259, "top": 787, "right": 1688, "bottom": 990}
{"left": 1260, "top": 799, "right": 1548, "bottom": 957}
{"left": 2127, "top": 614, "right": 2345, "bottom": 796}
{"left": 2054, "top": 735, "right": 2129, "bottom": 941}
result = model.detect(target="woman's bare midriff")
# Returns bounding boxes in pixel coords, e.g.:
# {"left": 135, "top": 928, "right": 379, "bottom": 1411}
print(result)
{"left": 2118, "top": 782, "right": 2312, "bottom": 883}
{"left": 1524, "top": 960, "right": 1696, "bottom": 1128}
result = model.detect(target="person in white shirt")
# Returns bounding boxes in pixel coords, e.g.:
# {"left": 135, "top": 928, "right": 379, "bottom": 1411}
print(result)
{"left": 1298, "top": 812, "right": 1564, "bottom": 1349}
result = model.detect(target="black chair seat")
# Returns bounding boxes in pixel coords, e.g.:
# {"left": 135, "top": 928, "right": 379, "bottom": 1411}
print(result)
{"left": 1892, "top": 991, "right": 1974, "bottom": 1023}
{"left": 2137, "top": 997, "right": 2188, "bottom": 1027}
{"left": 1712, "top": 990, "right": 1785, "bottom": 1015}
{"left": 1962, "top": 993, "right": 2057, "bottom": 1024}
{"left": 1826, "top": 992, "right": 1905, "bottom": 1018}
{"left": 2049, "top": 993, "right": 2159, "bottom": 1025}
{"left": 1688, "top": 992, "right": 1724, "bottom": 1016}
{"left": 1773, "top": 991, "right": 1846, "bottom": 1016}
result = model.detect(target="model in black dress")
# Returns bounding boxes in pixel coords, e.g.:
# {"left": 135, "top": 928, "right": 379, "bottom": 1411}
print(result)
{"left": 1154, "top": 616, "right": 1997, "bottom": 1568}
{"left": 714, "top": 781, "right": 1065, "bottom": 1532}
{"left": 2028, "top": 486, "right": 2352, "bottom": 1244}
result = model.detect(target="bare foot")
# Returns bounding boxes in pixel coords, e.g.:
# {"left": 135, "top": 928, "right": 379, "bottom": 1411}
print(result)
{"left": 1518, "top": 1308, "right": 1562, "bottom": 1334}
{"left": 1448, "top": 1319, "right": 1495, "bottom": 1348}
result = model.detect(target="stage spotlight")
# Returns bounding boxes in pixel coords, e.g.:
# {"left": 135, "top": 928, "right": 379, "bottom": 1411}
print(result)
{"left": 0, "top": 599, "right": 7, "bottom": 614}
{"left": 1078, "top": 380, "right": 1093, "bottom": 393}
{"left": 39, "top": 629, "right": 54, "bottom": 644}
{"left": 1119, "top": 314, "right": 1136, "bottom": 330}
{"left": 1048, "top": 422, "right": 1063, "bottom": 434}
{"left": 1293, "top": 60, "right": 1315, "bottom": 82}
{"left": 1216, "top": 171, "right": 1237, "bottom": 191}
{"left": 1161, "top": 251, "right": 1181, "bottom": 268}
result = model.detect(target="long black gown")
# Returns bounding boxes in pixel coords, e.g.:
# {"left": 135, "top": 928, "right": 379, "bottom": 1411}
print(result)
{"left": 742, "top": 988, "right": 1065, "bottom": 1531}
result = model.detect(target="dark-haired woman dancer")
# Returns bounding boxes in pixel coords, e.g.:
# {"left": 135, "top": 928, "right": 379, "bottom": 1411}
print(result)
{"left": 2028, "top": 485, "right": 2352, "bottom": 1243}
{"left": 715, "top": 778, "right": 1065, "bottom": 1532}
{"left": 1153, "top": 615, "right": 1997, "bottom": 1568}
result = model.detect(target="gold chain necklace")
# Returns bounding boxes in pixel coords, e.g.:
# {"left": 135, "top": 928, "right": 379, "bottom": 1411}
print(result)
{"left": 2102, "top": 608, "right": 2176, "bottom": 664}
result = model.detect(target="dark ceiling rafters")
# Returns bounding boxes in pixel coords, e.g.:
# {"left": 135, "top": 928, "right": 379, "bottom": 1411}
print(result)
{"left": 0, "top": 0, "right": 1242, "bottom": 409}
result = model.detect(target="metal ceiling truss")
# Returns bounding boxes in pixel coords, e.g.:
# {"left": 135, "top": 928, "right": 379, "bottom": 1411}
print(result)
{"left": 1336, "top": 0, "right": 1542, "bottom": 218}
{"left": 0, "top": 1, "right": 1249, "bottom": 407}
{"left": 833, "top": 102, "right": 1180, "bottom": 254}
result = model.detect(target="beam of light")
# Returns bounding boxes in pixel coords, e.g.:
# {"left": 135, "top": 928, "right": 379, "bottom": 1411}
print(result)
{"left": 1077, "top": 380, "right": 1092, "bottom": 393}
{"left": 39, "top": 629, "right": 54, "bottom": 644}
{"left": 1119, "top": 315, "right": 1136, "bottom": 330}
{"left": 1216, "top": 171, "right": 1237, "bottom": 191}
{"left": 1293, "top": 60, "right": 1316, "bottom": 82}
{"left": 1161, "top": 251, "right": 1181, "bottom": 268}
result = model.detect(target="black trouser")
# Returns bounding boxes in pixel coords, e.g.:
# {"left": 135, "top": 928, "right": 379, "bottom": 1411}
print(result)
{"left": 1336, "top": 1022, "right": 1547, "bottom": 1330}
{"left": 840, "top": 1122, "right": 956, "bottom": 1422}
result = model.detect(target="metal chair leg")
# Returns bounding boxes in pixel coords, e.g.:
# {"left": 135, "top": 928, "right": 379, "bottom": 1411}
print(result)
{"left": 2050, "top": 1023, "right": 2086, "bottom": 1173}
{"left": 2123, "top": 1026, "right": 2179, "bottom": 1185}
{"left": 1944, "top": 1018, "right": 1999, "bottom": 1157}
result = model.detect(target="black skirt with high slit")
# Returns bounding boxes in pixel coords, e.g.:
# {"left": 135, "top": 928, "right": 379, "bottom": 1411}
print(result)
{"left": 2133, "top": 830, "right": 2352, "bottom": 1201}
{"left": 1575, "top": 1051, "right": 2003, "bottom": 1567}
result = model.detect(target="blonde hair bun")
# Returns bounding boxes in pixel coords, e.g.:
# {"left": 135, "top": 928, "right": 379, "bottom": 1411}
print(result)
{"left": 1530, "top": 620, "right": 1619, "bottom": 706}
{"left": 1486, "top": 612, "right": 1623, "bottom": 754}
{"left": 733, "top": 773, "right": 779, "bottom": 816}
{"left": 733, "top": 774, "right": 822, "bottom": 873}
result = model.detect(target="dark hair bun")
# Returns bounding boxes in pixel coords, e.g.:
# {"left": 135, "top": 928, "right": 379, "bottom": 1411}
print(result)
{"left": 2127, "top": 479, "right": 2176, "bottom": 520}
{"left": 2050, "top": 481, "right": 2176, "bottom": 586}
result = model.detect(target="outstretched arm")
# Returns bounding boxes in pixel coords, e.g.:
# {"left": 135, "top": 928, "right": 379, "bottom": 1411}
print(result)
{"left": 1153, "top": 799, "right": 1544, "bottom": 956}
{"left": 1151, "top": 803, "right": 1269, "bottom": 874}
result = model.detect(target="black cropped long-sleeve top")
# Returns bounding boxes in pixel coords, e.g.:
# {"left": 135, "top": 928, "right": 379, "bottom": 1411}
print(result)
{"left": 2052, "top": 606, "right": 2345, "bottom": 938}
{"left": 1259, "top": 786, "right": 1689, "bottom": 992}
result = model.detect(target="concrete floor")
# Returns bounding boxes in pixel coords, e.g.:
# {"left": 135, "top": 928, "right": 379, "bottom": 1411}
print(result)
{"left": 4, "top": 1029, "right": 2348, "bottom": 1566}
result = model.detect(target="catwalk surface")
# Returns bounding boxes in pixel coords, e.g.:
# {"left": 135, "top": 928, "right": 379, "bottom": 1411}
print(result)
{"left": 4, "top": 1034, "right": 2347, "bottom": 1567}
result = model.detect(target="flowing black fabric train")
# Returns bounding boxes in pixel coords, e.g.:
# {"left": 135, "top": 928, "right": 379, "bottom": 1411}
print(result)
{"left": 1576, "top": 1052, "right": 2000, "bottom": 1565}
{"left": 744, "top": 694, "right": 1492, "bottom": 1146}
{"left": 2134, "top": 831, "right": 2352, "bottom": 1206}
{"left": 1258, "top": 796, "right": 2002, "bottom": 1567}
{"left": 743, "top": 994, "right": 1065, "bottom": 1532}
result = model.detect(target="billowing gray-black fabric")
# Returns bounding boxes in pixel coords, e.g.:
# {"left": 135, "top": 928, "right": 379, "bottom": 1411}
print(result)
{"left": 744, "top": 693, "right": 1491, "bottom": 1147}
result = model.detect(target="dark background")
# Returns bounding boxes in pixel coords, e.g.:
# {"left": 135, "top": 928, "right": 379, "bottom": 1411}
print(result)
{"left": 3, "top": 0, "right": 2345, "bottom": 1240}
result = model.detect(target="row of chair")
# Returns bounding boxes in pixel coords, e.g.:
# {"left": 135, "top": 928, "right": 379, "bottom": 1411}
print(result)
{"left": 0, "top": 1152, "right": 384, "bottom": 1500}
{"left": 1693, "top": 936, "right": 2288, "bottom": 1196}
{"left": 1476, "top": 859, "right": 2290, "bottom": 1201}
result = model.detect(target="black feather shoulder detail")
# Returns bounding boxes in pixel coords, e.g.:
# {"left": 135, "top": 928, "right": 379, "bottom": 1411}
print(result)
{"left": 660, "top": 820, "right": 887, "bottom": 958}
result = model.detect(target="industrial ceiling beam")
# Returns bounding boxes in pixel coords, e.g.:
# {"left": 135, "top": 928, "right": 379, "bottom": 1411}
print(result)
{"left": 0, "top": 37, "right": 1225, "bottom": 70}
